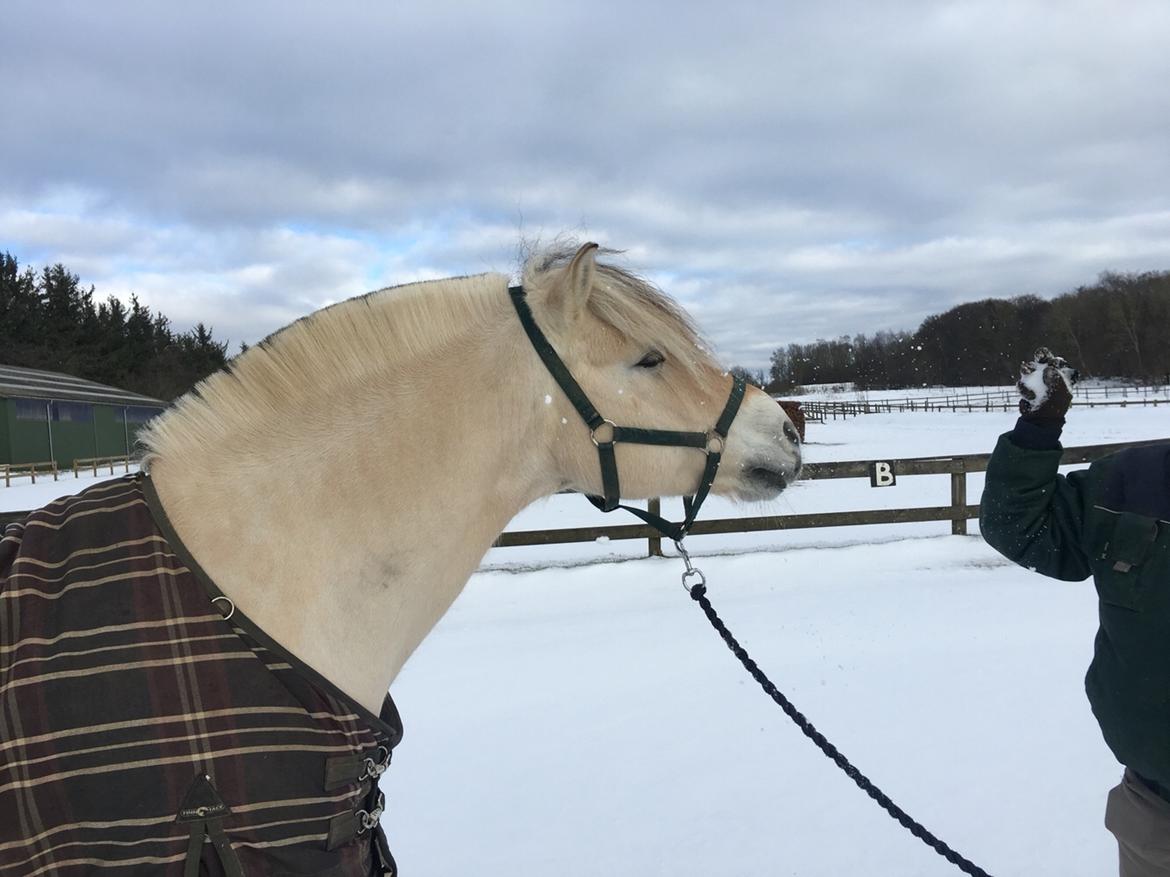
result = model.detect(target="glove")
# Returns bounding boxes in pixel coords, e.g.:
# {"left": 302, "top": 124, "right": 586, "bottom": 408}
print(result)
{"left": 1018, "top": 347, "right": 1078, "bottom": 423}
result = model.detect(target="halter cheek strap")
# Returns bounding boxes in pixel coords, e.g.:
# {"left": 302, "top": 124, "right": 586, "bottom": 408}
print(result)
{"left": 509, "top": 285, "right": 746, "bottom": 542}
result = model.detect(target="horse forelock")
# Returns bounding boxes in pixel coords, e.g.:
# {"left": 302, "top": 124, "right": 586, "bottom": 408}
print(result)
{"left": 522, "top": 244, "right": 721, "bottom": 391}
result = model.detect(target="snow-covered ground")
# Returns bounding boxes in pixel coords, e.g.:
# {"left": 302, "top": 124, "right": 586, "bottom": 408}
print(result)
{"left": 4, "top": 404, "right": 1168, "bottom": 875}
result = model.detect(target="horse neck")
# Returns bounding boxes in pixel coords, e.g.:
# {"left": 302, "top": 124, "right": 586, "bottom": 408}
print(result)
{"left": 148, "top": 297, "right": 560, "bottom": 716}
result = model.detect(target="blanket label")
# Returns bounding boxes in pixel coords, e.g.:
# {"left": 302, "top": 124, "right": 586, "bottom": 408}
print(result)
{"left": 176, "top": 773, "right": 233, "bottom": 823}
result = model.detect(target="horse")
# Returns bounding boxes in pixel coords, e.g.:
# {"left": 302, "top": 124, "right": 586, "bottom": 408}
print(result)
{"left": 0, "top": 242, "right": 801, "bottom": 875}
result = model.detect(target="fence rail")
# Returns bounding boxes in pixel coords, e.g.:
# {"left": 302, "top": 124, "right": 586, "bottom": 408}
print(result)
{"left": 799, "top": 382, "right": 1167, "bottom": 410}
{"left": 73, "top": 455, "right": 136, "bottom": 478}
{"left": 2, "top": 461, "right": 59, "bottom": 488}
{"left": 801, "top": 390, "right": 1168, "bottom": 420}
{"left": 493, "top": 437, "right": 1169, "bottom": 555}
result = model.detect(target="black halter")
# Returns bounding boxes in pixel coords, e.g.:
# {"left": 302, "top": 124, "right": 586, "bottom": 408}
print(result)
{"left": 509, "top": 285, "right": 746, "bottom": 542}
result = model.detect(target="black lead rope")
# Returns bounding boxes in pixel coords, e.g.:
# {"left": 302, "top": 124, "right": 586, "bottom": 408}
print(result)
{"left": 682, "top": 567, "right": 994, "bottom": 877}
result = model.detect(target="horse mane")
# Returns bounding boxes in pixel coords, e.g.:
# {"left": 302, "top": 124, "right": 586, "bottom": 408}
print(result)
{"left": 139, "top": 245, "right": 719, "bottom": 464}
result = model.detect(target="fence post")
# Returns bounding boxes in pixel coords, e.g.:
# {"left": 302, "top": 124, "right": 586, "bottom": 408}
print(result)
{"left": 647, "top": 498, "right": 663, "bottom": 557}
{"left": 950, "top": 462, "right": 967, "bottom": 536}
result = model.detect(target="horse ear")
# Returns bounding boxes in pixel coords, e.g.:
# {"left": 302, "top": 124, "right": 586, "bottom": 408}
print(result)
{"left": 548, "top": 242, "right": 599, "bottom": 329}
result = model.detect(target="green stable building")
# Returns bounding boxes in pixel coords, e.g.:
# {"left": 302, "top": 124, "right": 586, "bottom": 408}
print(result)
{"left": 0, "top": 364, "right": 168, "bottom": 469}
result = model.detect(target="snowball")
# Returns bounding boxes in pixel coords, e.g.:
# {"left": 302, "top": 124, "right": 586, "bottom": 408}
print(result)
{"left": 1019, "top": 363, "right": 1050, "bottom": 409}
{"left": 544, "top": 394, "right": 552, "bottom": 405}
{"left": 1020, "top": 354, "right": 1075, "bottom": 410}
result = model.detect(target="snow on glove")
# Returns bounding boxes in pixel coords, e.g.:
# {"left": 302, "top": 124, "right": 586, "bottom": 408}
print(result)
{"left": 1018, "top": 347, "right": 1078, "bottom": 422}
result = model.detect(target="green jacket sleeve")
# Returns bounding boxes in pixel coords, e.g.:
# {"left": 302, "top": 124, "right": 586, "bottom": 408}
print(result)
{"left": 979, "top": 432, "right": 1094, "bottom": 582}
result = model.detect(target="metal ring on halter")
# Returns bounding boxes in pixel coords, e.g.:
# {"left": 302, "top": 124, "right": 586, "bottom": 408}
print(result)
{"left": 705, "top": 432, "right": 725, "bottom": 455}
{"left": 590, "top": 419, "right": 617, "bottom": 447}
{"left": 211, "top": 595, "right": 235, "bottom": 620}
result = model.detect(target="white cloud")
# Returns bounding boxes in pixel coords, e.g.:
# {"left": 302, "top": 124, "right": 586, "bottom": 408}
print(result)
{"left": 3, "top": 0, "right": 1170, "bottom": 369}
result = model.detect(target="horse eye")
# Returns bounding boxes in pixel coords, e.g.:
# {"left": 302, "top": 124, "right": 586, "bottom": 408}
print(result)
{"left": 635, "top": 350, "right": 665, "bottom": 369}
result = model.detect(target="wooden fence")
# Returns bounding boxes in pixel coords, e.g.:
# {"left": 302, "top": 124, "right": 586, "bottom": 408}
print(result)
{"left": 2, "top": 439, "right": 1165, "bottom": 548}
{"left": 802, "top": 386, "right": 1168, "bottom": 421}
{"left": 2, "top": 461, "right": 59, "bottom": 488}
{"left": 73, "top": 455, "right": 136, "bottom": 478}
{"left": 492, "top": 437, "right": 1169, "bottom": 556}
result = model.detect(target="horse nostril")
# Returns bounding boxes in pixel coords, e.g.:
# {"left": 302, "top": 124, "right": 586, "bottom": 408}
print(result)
{"left": 749, "top": 467, "right": 788, "bottom": 491}
{"left": 782, "top": 421, "right": 799, "bottom": 444}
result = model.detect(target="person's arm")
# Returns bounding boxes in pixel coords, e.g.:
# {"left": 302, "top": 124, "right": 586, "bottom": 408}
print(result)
{"left": 979, "top": 349, "right": 1093, "bottom": 582}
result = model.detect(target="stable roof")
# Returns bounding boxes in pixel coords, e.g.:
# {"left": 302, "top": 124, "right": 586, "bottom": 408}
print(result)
{"left": 0, "top": 364, "right": 166, "bottom": 408}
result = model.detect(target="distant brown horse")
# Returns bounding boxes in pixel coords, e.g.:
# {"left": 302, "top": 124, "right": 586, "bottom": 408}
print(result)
{"left": 779, "top": 399, "right": 806, "bottom": 441}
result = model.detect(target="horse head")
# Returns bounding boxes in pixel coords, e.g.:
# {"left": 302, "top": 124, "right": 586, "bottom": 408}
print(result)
{"left": 519, "top": 242, "right": 801, "bottom": 505}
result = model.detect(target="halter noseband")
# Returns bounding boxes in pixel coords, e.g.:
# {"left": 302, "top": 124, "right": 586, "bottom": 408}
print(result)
{"left": 509, "top": 285, "right": 746, "bottom": 542}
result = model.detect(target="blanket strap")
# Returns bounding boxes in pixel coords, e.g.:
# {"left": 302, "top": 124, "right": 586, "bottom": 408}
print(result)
{"left": 177, "top": 773, "right": 245, "bottom": 877}
{"left": 182, "top": 819, "right": 245, "bottom": 877}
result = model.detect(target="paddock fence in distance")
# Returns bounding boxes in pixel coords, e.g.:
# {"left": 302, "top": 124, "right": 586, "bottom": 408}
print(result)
{"left": 800, "top": 383, "right": 1169, "bottom": 421}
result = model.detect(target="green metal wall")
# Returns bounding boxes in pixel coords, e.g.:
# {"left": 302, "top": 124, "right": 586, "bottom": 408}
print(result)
{"left": 4, "top": 400, "right": 51, "bottom": 465}
{"left": 96, "top": 405, "right": 130, "bottom": 457}
{"left": 0, "top": 403, "right": 8, "bottom": 463}
{"left": 1, "top": 399, "right": 163, "bottom": 468}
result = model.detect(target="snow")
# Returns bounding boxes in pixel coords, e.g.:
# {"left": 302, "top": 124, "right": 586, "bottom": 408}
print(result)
{"left": 1, "top": 469, "right": 142, "bottom": 516}
{"left": 391, "top": 538, "right": 1112, "bottom": 876}
{"left": 3, "top": 399, "right": 1168, "bottom": 876}
{"left": 383, "top": 404, "right": 1168, "bottom": 876}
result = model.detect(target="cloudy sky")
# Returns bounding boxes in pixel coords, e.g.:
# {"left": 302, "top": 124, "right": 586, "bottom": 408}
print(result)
{"left": 3, "top": 1, "right": 1169, "bottom": 370}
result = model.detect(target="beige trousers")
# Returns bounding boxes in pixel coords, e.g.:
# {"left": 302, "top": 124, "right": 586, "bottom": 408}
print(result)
{"left": 1106, "top": 770, "right": 1170, "bottom": 877}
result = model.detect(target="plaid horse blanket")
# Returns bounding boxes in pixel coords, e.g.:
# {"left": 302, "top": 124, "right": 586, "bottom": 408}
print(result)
{"left": 1, "top": 475, "right": 401, "bottom": 876}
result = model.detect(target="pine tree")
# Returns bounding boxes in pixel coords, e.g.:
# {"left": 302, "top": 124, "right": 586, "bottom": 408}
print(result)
{"left": 0, "top": 252, "right": 229, "bottom": 400}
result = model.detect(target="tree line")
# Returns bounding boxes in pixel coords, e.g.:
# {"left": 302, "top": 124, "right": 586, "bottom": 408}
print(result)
{"left": 766, "top": 270, "right": 1170, "bottom": 392}
{"left": 0, "top": 253, "right": 228, "bottom": 401}
{"left": 4, "top": 252, "right": 1167, "bottom": 401}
